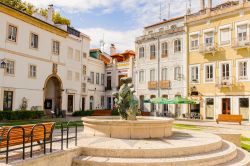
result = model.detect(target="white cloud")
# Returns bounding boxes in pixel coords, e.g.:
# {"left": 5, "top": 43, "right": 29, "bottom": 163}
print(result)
{"left": 24, "top": 0, "right": 228, "bottom": 51}
{"left": 80, "top": 28, "right": 142, "bottom": 53}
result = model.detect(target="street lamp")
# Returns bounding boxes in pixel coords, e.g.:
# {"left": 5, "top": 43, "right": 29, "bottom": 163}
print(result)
{"left": 0, "top": 59, "right": 6, "bottom": 69}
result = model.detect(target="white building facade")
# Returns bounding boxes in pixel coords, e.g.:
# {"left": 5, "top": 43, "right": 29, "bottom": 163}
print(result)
{"left": 0, "top": 3, "right": 90, "bottom": 114}
{"left": 135, "top": 17, "right": 188, "bottom": 117}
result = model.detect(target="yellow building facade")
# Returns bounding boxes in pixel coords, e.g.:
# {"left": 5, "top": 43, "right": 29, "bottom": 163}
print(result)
{"left": 187, "top": 1, "right": 250, "bottom": 121}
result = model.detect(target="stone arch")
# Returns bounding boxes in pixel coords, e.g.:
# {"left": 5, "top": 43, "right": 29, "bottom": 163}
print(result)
{"left": 43, "top": 74, "right": 63, "bottom": 113}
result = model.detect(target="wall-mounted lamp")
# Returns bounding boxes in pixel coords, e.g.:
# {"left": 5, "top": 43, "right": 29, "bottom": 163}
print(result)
{"left": 0, "top": 59, "right": 6, "bottom": 69}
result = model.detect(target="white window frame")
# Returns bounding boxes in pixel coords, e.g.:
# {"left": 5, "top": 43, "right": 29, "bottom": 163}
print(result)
{"left": 7, "top": 24, "right": 17, "bottom": 42}
{"left": 174, "top": 66, "right": 182, "bottom": 81}
{"left": 236, "top": 59, "right": 249, "bottom": 82}
{"left": 219, "top": 61, "right": 232, "bottom": 82}
{"left": 28, "top": 64, "right": 37, "bottom": 78}
{"left": 30, "top": 32, "right": 39, "bottom": 49}
{"left": 5, "top": 60, "right": 15, "bottom": 76}
{"left": 218, "top": 24, "right": 231, "bottom": 46}
{"left": 139, "top": 70, "right": 145, "bottom": 84}
{"left": 96, "top": 73, "right": 100, "bottom": 85}
{"left": 90, "top": 72, "right": 94, "bottom": 84}
{"left": 203, "top": 29, "right": 215, "bottom": 47}
{"left": 67, "top": 70, "right": 72, "bottom": 81}
{"left": 235, "top": 21, "right": 249, "bottom": 42}
{"left": 161, "top": 42, "right": 168, "bottom": 57}
{"left": 174, "top": 39, "right": 182, "bottom": 53}
{"left": 139, "top": 47, "right": 145, "bottom": 59}
{"left": 204, "top": 63, "right": 215, "bottom": 83}
{"left": 101, "top": 74, "right": 105, "bottom": 85}
{"left": 150, "top": 44, "right": 156, "bottom": 59}
{"left": 190, "top": 64, "right": 200, "bottom": 84}
{"left": 75, "top": 72, "right": 80, "bottom": 81}
{"left": 150, "top": 69, "right": 156, "bottom": 81}
{"left": 161, "top": 67, "right": 168, "bottom": 81}
{"left": 52, "top": 40, "right": 60, "bottom": 55}
{"left": 189, "top": 32, "right": 200, "bottom": 51}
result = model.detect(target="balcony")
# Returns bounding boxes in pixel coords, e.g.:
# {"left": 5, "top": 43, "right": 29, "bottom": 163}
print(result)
{"left": 160, "top": 80, "right": 170, "bottom": 89}
{"left": 199, "top": 43, "right": 218, "bottom": 55}
{"left": 216, "top": 76, "right": 234, "bottom": 88}
{"left": 232, "top": 38, "right": 250, "bottom": 49}
{"left": 148, "top": 81, "right": 158, "bottom": 90}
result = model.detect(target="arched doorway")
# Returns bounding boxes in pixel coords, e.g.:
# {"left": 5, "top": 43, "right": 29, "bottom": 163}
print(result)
{"left": 43, "top": 75, "right": 62, "bottom": 114}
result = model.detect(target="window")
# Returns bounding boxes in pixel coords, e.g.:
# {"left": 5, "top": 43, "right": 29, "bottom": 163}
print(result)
{"left": 3, "top": 91, "right": 13, "bottom": 110}
{"left": 220, "top": 28, "right": 230, "bottom": 45}
{"left": 67, "top": 70, "right": 72, "bottom": 80}
{"left": 89, "top": 96, "right": 94, "bottom": 110}
{"left": 75, "top": 72, "right": 80, "bottom": 81}
{"left": 90, "top": 72, "right": 94, "bottom": 84}
{"left": 205, "top": 64, "right": 214, "bottom": 82}
{"left": 101, "top": 74, "right": 105, "bottom": 85}
{"left": 174, "top": 39, "right": 181, "bottom": 53}
{"left": 150, "top": 45, "right": 156, "bottom": 59}
{"left": 82, "top": 83, "right": 86, "bottom": 93}
{"left": 161, "top": 42, "right": 168, "bottom": 58}
{"left": 101, "top": 96, "right": 105, "bottom": 108}
{"left": 83, "top": 52, "right": 87, "bottom": 58}
{"left": 83, "top": 65, "right": 87, "bottom": 75}
{"left": 75, "top": 50, "right": 80, "bottom": 61}
{"left": 237, "top": 24, "right": 247, "bottom": 41}
{"left": 139, "top": 70, "right": 145, "bottom": 83}
{"left": 190, "top": 34, "right": 199, "bottom": 50}
{"left": 96, "top": 73, "right": 100, "bottom": 85}
{"left": 7, "top": 25, "right": 17, "bottom": 42}
{"left": 205, "top": 98, "right": 214, "bottom": 119}
{"left": 221, "top": 63, "right": 230, "bottom": 80}
{"left": 52, "top": 40, "right": 60, "bottom": 55}
{"left": 161, "top": 68, "right": 168, "bottom": 81}
{"left": 139, "top": 47, "right": 144, "bottom": 59}
{"left": 238, "top": 61, "right": 248, "bottom": 80}
{"left": 5, "top": 60, "right": 15, "bottom": 75}
{"left": 204, "top": 31, "right": 214, "bottom": 46}
{"left": 174, "top": 67, "right": 181, "bottom": 81}
{"left": 29, "top": 65, "right": 37, "bottom": 78}
{"left": 68, "top": 47, "right": 73, "bottom": 59}
{"left": 107, "top": 76, "right": 112, "bottom": 90}
{"left": 239, "top": 98, "right": 249, "bottom": 120}
{"left": 190, "top": 66, "right": 199, "bottom": 83}
{"left": 150, "top": 69, "right": 155, "bottom": 81}
{"left": 30, "top": 33, "right": 38, "bottom": 48}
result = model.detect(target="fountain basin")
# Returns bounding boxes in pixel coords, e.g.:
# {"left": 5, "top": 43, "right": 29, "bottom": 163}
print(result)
{"left": 82, "top": 116, "right": 174, "bottom": 139}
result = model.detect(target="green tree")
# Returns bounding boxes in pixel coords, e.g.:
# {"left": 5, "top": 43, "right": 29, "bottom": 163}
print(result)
{"left": 0, "top": 0, "right": 70, "bottom": 26}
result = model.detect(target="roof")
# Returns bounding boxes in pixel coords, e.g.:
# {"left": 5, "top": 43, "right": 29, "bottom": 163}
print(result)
{"left": 0, "top": 2, "right": 68, "bottom": 35}
{"left": 144, "top": 16, "right": 184, "bottom": 29}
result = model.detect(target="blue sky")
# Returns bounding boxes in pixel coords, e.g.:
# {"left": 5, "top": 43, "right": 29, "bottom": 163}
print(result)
{"left": 25, "top": 0, "right": 222, "bottom": 52}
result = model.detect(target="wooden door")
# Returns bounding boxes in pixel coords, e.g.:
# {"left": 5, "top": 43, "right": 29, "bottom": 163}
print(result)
{"left": 222, "top": 98, "right": 231, "bottom": 115}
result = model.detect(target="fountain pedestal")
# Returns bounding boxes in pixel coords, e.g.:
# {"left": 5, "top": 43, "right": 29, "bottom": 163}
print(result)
{"left": 82, "top": 116, "right": 174, "bottom": 139}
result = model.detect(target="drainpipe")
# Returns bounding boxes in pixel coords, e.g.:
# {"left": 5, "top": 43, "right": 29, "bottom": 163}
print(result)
{"left": 157, "top": 36, "right": 160, "bottom": 116}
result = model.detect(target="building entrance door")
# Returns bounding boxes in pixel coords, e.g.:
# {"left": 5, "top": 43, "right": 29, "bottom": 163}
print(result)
{"left": 3, "top": 91, "right": 13, "bottom": 111}
{"left": 107, "top": 97, "right": 112, "bottom": 109}
{"left": 222, "top": 98, "right": 231, "bottom": 114}
{"left": 67, "top": 95, "right": 74, "bottom": 113}
{"left": 82, "top": 97, "right": 85, "bottom": 111}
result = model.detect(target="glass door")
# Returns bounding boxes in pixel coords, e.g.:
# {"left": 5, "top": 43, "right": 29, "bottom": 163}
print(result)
{"left": 3, "top": 91, "right": 13, "bottom": 111}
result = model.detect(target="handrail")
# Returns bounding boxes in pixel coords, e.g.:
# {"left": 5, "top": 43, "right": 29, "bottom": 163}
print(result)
{"left": 30, "top": 124, "right": 46, "bottom": 158}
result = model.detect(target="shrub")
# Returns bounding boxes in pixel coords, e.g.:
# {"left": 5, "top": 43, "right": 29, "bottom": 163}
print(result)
{"left": 0, "top": 110, "right": 44, "bottom": 121}
{"left": 72, "top": 110, "right": 94, "bottom": 117}
{"left": 111, "top": 109, "right": 119, "bottom": 116}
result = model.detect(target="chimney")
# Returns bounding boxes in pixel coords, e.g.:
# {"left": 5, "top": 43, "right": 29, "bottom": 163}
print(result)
{"left": 208, "top": 0, "right": 212, "bottom": 9}
{"left": 48, "top": 4, "right": 54, "bottom": 21}
{"left": 200, "top": 0, "right": 205, "bottom": 10}
{"left": 110, "top": 44, "right": 116, "bottom": 55}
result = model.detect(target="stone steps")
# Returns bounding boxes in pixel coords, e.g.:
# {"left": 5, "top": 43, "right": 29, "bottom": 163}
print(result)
{"left": 219, "top": 148, "right": 250, "bottom": 166}
{"left": 81, "top": 136, "right": 222, "bottom": 158}
{"left": 72, "top": 141, "right": 238, "bottom": 166}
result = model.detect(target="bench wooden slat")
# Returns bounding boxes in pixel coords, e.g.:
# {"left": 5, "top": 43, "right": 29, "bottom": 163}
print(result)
{"left": 216, "top": 114, "right": 242, "bottom": 125}
{"left": 0, "top": 122, "right": 55, "bottom": 148}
